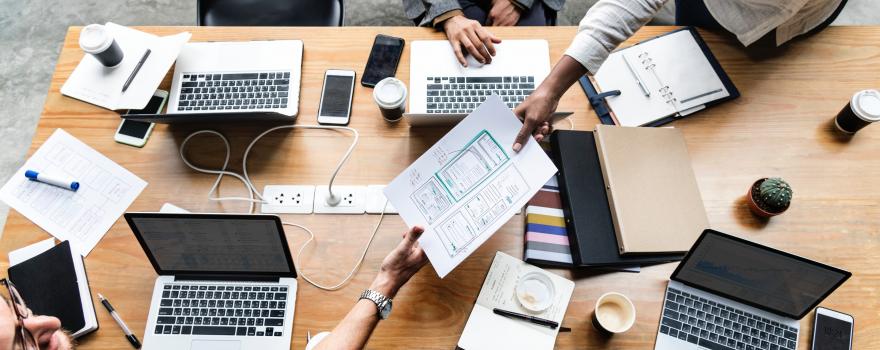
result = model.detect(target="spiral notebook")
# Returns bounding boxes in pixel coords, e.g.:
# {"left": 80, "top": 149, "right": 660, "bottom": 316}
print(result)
{"left": 587, "top": 27, "right": 739, "bottom": 127}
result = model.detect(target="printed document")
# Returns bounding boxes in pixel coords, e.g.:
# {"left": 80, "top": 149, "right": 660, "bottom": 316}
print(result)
{"left": 384, "top": 95, "right": 557, "bottom": 278}
{"left": 0, "top": 129, "right": 147, "bottom": 256}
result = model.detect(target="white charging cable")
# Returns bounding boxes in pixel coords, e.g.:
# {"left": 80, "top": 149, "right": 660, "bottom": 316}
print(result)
{"left": 178, "top": 125, "right": 385, "bottom": 291}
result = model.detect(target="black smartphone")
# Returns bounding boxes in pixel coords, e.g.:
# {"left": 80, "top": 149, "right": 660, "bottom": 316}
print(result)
{"left": 361, "top": 34, "right": 405, "bottom": 87}
{"left": 812, "top": 307, "right": 854, "bottom": 350}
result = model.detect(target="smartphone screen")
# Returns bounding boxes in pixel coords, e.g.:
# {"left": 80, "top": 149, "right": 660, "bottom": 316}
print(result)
{"left": 121, "top": 94, "right": 165, "bottom": 138}
{"left": 318, "top": 73, "right": 355, "bottom": 125}
{"left": 361, "top": 35, "right": 404, "bottom": 87}
{"left": 813, "top": 312, "right": 853, "bottom": 350}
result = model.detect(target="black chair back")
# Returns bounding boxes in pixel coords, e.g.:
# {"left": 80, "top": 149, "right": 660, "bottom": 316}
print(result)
{"left": 198, "top": 0, "right": 344, "bottom": 26}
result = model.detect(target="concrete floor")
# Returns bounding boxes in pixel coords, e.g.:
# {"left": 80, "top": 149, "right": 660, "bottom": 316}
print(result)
{"left": 0, "top": 0, "right": 878, "bottom": 236}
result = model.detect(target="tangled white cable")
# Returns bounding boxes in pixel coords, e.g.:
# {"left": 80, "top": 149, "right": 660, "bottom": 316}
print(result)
{"left": 178, "top": 124, "right": 385, "bottom": 291}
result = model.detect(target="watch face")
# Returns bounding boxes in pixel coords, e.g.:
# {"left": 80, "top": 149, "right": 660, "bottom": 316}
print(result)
{"left": 379, "top": 300, "right": 392, "bottom": 319}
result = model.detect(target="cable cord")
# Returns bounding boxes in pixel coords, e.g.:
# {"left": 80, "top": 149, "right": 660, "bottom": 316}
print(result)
{"left": 178, "top": 125, "right": 381, "bottom": 291}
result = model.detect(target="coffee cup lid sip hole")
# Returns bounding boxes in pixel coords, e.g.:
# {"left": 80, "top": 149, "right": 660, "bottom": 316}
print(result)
{"left": 852, "top": 89, "right": 880, "bottom": 122}
{"left": 79, "top": 24, "right": 113, "bottom": 54}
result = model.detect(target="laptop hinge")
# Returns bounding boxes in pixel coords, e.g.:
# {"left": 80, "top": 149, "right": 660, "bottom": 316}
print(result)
{"left": 174, "top": 275, "right": 281, "bottom": 283}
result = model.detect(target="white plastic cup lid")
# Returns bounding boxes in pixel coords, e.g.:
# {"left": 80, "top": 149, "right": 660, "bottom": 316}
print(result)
{"left": 373, "top": 78, "right": 407, "bottom": 108}
{"left": 515, "top": 271, "right": 556, "bottom": 312}
{"left": 852, "top": 89, "right": 880, "bottom": 122}
{"left": 80, "top": 24, "right": 113, "bottom": 53}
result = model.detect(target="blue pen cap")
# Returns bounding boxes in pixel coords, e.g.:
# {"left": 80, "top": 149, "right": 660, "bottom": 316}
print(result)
{"left": 24, "top": 170, "right": 39, "bottom": 179}
{"left": 71, "top": 182, "right": 80, "bottom": 191}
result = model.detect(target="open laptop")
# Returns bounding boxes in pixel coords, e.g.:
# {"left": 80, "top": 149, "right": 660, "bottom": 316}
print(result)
{"left": 407, "top": 40, "right": 570, "bottom": 126}
{"left": 656, "top": 229, "right": 850, "bottom": 350}
{"left": 130, "top": 40, "right": 303, "bottom": 123}
{"left": 124, "top": 213, "right": 298, "bottom": 350}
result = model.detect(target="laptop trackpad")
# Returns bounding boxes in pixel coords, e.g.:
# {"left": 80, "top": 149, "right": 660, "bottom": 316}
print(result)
{"left": 191, "top": 340, "right": 241, "bottom": 350}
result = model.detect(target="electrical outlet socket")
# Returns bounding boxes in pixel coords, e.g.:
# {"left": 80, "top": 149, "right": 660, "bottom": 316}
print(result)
{"left": 260, "top": 185, "right": 316, "bottom": 214}
{"left": 313, "top": 185, "right": 367, "bottom": 214}
{"left": 365, "top": 185, "right": 398, "bottom": 214}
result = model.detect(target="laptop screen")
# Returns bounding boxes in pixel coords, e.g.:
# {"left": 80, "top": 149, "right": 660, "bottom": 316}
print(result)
{"left": 126, "top": 214, "right": 296, "bottom": 277}
{"left": 672, "top": 230, "right": 850, "bottom": 319}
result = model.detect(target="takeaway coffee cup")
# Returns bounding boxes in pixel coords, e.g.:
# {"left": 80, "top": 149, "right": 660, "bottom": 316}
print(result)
{"left": 373, "top": 77, "right": 407, "bottom": 122}
{"left": 79, "top": 24, "right": 125, "bottom": 67}
{"left": 591, "top": 292, "right": 636, "bottom": 335}
{"left": 834, "top": 89, "right": 880, "bottom": 134}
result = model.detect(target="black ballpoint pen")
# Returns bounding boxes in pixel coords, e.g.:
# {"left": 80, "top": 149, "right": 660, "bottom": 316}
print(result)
{"left": 98, "top": 293, "right": 142, "bottom": 349}
{"left": 122, "top": 49, "right": 151, "bottom": 93}
{"left": 493, "top": 308, "right": 559, "bottom": 329}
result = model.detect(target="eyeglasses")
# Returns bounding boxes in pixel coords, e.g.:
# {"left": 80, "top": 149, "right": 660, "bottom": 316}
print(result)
{"left": 1, "top": 278, "right": 37, "bottom": 350}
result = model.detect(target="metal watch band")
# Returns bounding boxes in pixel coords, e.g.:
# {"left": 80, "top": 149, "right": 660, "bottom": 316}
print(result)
{"left": 359, "top": 289, "right": 391, "bottom": 319}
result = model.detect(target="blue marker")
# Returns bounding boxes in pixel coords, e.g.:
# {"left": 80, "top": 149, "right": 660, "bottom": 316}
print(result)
{"left": 24, "top": 170, "right": 80, "bottom": 192}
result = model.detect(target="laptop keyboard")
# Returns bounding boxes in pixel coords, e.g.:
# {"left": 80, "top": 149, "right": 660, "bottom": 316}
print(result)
{"left": 176, "top": 72, "right": 291, "bottom": 112}
{"left": 425, "top": 76, "right": 535, "bottom": 114}
{"left": 660, "top": 287, "right": 797, "bottom": 350}
{"left": 154, "top": 283, "right": 290, "bottom": 337}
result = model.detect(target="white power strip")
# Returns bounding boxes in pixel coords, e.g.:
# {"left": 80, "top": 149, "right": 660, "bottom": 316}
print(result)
{"left": 260, "top": 184, "right": 398, "bottom": 215}
{"left": 366, "top": 185, "right": 398, "bottom": 214}
{"left": 261, "top": 185, "right": 316, "bottom": 214}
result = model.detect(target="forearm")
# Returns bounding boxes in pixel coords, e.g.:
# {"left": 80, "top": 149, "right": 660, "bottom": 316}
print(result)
{"left": 564, "top": 0, "right": 668, "bottom": 74}
{"left": 313, "top": 300, "right": 380, "bottom": 350}
{"left": 537, "top": 55, "right": 588, "bottom": 99}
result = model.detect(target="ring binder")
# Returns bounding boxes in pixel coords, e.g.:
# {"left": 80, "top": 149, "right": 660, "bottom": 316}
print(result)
{"left": 638, "top": 52, "right": 680, "bottom": 113}
{"left": 578, "top": 27, "right": 740, "bottom": 127}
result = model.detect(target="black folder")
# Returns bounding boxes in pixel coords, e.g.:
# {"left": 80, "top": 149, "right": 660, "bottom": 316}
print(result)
{"left": 7, "top": 241, "right": 96, "bottom": 336}
{"left": 550, "top": 130, "right": 683, "bottom": 266}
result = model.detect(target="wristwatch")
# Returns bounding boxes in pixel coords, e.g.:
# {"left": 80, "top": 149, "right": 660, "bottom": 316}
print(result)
{"left": 359, "top": 289, "right": 393, "bottom": 320}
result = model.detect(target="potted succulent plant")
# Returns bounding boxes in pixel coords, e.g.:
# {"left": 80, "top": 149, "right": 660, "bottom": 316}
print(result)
{"left": 747, "top": 177, "right": 793, "bottom": 218}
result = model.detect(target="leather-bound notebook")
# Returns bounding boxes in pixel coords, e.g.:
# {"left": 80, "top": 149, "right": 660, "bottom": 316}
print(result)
{"left": 551, "top": 130, "right": 683, "bottom": 266}
{"left": 7, "top": 241, "right": 98, "bottom": 338}
{"left": 593, "top": 125, "right": 709, "bottom": 254}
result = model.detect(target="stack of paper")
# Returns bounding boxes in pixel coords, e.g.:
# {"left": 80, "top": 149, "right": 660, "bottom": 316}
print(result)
{"left": 61, "top": 23, "right": 190, "bottom": 110}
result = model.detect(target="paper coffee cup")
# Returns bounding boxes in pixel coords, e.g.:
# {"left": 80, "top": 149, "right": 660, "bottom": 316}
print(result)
{"left": 591, "top": 292, "right": 636, "bottom": 335}
{"left": 373, "top": 77, "right": 407, "bottom": 122}
{"left": 79, "top": 24, "right": 124, "bottom": 67}
{"left": 835, "top": 89, "right": 880, "bottom": 134}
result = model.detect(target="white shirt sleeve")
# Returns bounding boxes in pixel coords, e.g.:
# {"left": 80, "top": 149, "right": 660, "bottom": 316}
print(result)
{"left": 563, "top": 0, "right": 668, "bottom": 74}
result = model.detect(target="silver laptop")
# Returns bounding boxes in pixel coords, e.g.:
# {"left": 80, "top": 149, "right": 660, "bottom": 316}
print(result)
{"left": 125, "top": 213, "right": 298, "bottom": 350}
{"left": 656, "top": 230, "right": 850, "bottom": 350}
{"left": 407, "top": 40, "right": 560, "bottom": 126}
{"left": 165, "top": 40, "right": 303, "bottom": 121}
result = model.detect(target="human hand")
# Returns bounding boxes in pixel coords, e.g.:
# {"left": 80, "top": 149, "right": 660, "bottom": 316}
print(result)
{"left": 443, "top": 15, "right": 502, "bottom": 67}
{"left": 487, "top": 0, "right": 521, "bottom": 26}
{"left": 512, "top": 88, "right": 559, "bottom": 152}
{"left": 369, "top": 226, "right": 428, "bottom": 298}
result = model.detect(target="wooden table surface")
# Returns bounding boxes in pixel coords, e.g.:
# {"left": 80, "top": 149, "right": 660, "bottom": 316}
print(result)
{"left": 1, "top": 25, "right": 878, "bottom": 349}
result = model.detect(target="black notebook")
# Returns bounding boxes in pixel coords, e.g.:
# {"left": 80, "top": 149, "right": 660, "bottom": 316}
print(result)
{"left": 550, "top": 130, "right": 683, "bottom": 266}
{"left": 7, "top": 241, "right": 98, "bottom": 338}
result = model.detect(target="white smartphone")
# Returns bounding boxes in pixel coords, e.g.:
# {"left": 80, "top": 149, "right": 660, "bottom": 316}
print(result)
{"left": 317, "top": 69, "right": 356, "bottom": 125}
{"left": 116, "top": 90, "right": 167, "bottom": 147}
{"left": 812, "top": 307, "right": 854, "bottom": 350}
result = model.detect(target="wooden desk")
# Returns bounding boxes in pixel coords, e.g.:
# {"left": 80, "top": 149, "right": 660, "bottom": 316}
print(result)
{"left": 2, "top": 26, "right": 878, "bottom": 349}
